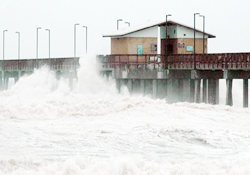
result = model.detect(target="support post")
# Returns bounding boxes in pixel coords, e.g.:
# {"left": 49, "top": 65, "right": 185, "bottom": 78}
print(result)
{"left": 158, "top": 79, "right": 168, "bottom": 99}
{"left": 152, "top": 79, "right": 158, "bottom": 98}
{"left": 167, "top": 79, "right": 173, "bottom": 102}
{"left": 208, "top": 79, "right": 214, "bottom": 104}
{"left": 208, "top": 79, "right": 219, "bottom": 105}
{"left": 0, "top": 75, "right": 2, "bottom": 91}
{"left": 190, "top": 79, "right": 195, "bottom": 102}
{"left": 195, "top": 79, "right": 201, "bottom": 103}
{"left": 202, "top": 79, "right": 207, "bottom": 103}
{"left": 215, "top": 79, "right": 219, "bottom": 104}
{"left": 127, "top": 79, "right": 133, "bottom": 94}
{"left": 18, "top": 71, "right": 21, "bottom": 80}
{"left": 182, "top": 79, "right": 190, "bottom": 102}
{"left": 226, "top": 79, "right": 233, "bottom": 106}
{"left": 243, "top": 79, "right": 248, "bottom": 108}
{"left": 116, "top": 79, "right": 121, "bottom": 93}
{"left": 4, "top": 77, "right": 9, "bottom": 90}
{"left": 140, "top": 79, "right": 145, "bottom": 95}
{"left": 172, "top": 79, "right": 179, "bottom": 102}
{"left": 14, "top": 76, "right": 19, "bottom": 83}
{"left": 178, "top": 79, "right": 184, "bottom": 102}
{"left": 132, "top": 79, "right": 140, "bottom": 94}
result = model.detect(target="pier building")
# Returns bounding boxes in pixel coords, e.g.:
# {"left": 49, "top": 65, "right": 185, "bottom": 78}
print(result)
{"left": 103, "top": 20, "right": 215, "bottom": 55}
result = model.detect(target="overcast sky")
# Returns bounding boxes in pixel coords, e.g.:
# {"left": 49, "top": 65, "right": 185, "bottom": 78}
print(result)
{"left": 0, "top": 0, "right": 250, "bottom": 59}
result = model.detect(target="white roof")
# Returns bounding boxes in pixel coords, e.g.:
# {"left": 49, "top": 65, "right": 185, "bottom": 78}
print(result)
{"left": 103, "top": 19, "right": 215, "bottom": 38}
{"left": 103, "top": 20, "right": 164, "bottom": 37}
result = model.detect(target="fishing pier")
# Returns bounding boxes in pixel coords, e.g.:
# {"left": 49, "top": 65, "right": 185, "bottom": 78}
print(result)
{"left": 0, "top": 54, "right": 249, "bottom": 107}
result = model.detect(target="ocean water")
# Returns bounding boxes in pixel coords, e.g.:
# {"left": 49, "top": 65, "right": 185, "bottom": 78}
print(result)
{"left": 0, "top": 57, "right": 250, "bottom": 175}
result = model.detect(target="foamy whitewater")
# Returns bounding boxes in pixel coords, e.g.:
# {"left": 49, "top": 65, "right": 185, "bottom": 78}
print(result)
{"left": 0, "top": 57, "right": 250, "bottom": 175}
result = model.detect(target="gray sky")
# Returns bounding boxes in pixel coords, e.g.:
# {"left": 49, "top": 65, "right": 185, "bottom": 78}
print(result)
{"left": 0, "top": 0, "right": 249, "bottom": 59}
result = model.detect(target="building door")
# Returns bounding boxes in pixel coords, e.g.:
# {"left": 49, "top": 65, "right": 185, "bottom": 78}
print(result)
{"left": 167, "top": 44, "right": 174, "bottom": 54}
{"left": 161, "top": 39, "right": 176, "bottom": 55}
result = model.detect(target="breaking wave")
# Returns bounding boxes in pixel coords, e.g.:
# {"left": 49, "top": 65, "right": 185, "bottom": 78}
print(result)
{"left": 0, "top": 56, "right": 250, "bottom": 174}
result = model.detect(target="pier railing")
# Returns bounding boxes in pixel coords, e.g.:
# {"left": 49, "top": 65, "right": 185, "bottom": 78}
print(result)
{"left": 0, "top": 57, "right": 80, "bottom": 71}
{"left": 98, "top": 53, "right": 250, "bottom": 70}
{"left": 1, "top": 54, "right": 249, "bottom": 71}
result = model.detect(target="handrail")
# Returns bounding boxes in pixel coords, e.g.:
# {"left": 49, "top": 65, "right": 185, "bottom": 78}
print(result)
{"left": 98, "top": 53, "right": 250, "bottom": 70}
{"left": 0, "top": 57, "right": 80, "bottom": 71}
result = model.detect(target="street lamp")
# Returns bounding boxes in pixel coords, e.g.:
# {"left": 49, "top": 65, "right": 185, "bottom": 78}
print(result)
{"left": 82, "top": 26, "right": 87, "bottom": 54}
{"left": 117, "top": 19, "right": 122, "bottom": 30}
{"left": 165, "top": 14, "right": 171, "bottom": 69}
{"left": 199, "top": 15, "right": 205, "bottom": 55}
{"left": 16, "top": 32, "right": 20, "bottom": 60}
{"left": 16, "top": 32, "right": 20, "bottom": 71}
{"left": 3, "top": 30, "right": 8, "bottom": 60}
{"left": 194, "top": 13, "right": 200, "bottom": 69}
{"left": 36, "top": 27, "right": 41, "bottom": 60}
{"left": 74, "top": 23, "right": 79, "bottom": 58}
{"left": 46, "top": 29, "right": 50, "bottom": 58}
{"left": 125, "top": 22, "right": 130, "bottom": 27}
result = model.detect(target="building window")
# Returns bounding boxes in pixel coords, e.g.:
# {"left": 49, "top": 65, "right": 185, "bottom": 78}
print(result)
{"left": 151, "top": 43, "right": 157, "bottom": 53}
{"left": 184, "top": 34, "right": 186, "bottom": 36}
{"left": 137, "top": 45, "right": 143, "bottom": 55}
{"left": 177, "top": 43, "right": 185, "bottom": 48}
{"left": 186, "top": 45, "right": 194, "bottom": 52}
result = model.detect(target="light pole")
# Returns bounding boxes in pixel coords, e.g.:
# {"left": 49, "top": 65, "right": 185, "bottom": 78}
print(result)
{"left": 36, "top": 27, "right": 41, "bottom": 60}
{"left": 125, "top": 22, "right": 130, "bottom": 27}
{"left": 117, "top": 19, "right": 122, "bottom": 30}
{"left": 165, "top": 14, "right": 171, "bottom": 69}
{"left": 46, "top": 29, "right": 50, "bottom": 58}
{"left": 194, "top": 13, "right": 200, "bottom": 69}
{"left": 74, "top": 23, "right": 79, "bottom": 58}
{"left": 16, "top": 32, "right": 20, "bottom": 60}
{"left": 3, "top": 30, "right": 8, "bottom": 60}
{"left": 83, "top": 26, "right": 87, "bottom": 54}
{"left": 199, "top": 15, "right": 205, "bottom": 55}
{"left": 16, "top": 32, "right": 20, "bottom": 71}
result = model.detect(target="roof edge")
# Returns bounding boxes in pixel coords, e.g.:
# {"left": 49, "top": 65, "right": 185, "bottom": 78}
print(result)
{"left": 103, "top": 20, "right": 216, "bottom": 38}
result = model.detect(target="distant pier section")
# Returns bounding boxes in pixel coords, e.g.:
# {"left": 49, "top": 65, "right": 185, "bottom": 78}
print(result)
{"left": 0, "top": 57, "right": 79, "bottom": 90}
